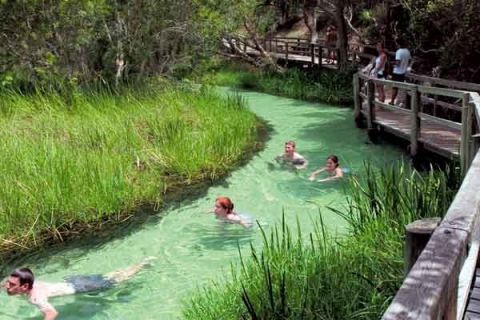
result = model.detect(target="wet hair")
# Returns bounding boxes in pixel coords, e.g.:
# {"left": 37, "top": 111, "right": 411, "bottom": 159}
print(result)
{"left": 285, "top": 140, "right": 296, "bottom": 148}
{"left": 10, "top": 268, "right": 34, "bottom": 289}
{"left": 216, "top": 197, "right": 234, "bottom": 214}
{"left": 327, "top": 155, "right": 339, "bottom": 168}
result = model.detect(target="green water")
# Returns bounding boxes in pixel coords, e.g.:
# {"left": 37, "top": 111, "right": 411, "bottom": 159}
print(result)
{"left": 0, "top": 89, "right": 404, "bottom": 319}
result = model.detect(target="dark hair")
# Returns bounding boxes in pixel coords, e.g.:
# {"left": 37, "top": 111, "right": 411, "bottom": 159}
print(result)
{"left": 327, "top": 155, "right": 339, "bottom": 168}
{"left": 285, "top": 140, "right": 296, "bottom": 148}
{"left": 10, "top": 268, "right": 34, "bottom": 289}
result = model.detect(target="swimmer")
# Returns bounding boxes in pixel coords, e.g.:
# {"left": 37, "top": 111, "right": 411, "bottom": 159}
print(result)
{"left": 308, "top": 155, "right": 344, "bottom": 182}
{"left": 2, "top": 257, "right": 155, "bottom": 320}
{"left": 212, "top": 197, "right": 253, "bottom": 228}
{"left": 275, "top": 140, "right": 308, "bottom": 169}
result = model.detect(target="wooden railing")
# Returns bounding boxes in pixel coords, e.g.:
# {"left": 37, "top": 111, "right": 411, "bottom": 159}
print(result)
{"left": 229, "top": 36, "right": 341, "bottom": 68}
{"left": 378, "top": 88, "right": 480, "bottom": 319}
{"left": 354, "top": 73, "right": 480, "bottom": 174}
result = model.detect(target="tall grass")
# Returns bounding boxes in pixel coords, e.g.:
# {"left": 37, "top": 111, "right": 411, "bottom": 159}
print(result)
{"left": 0, "top": 85, "right": 258, "bottom": 250}
{"left": 200, "top": 65, "right": 354, "bottom": 105}
{"left": 183, "top": 164, "right": 455, "bottom": 319}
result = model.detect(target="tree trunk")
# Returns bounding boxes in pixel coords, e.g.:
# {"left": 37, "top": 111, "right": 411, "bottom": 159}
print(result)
{"left": 303, "top": 0, "right": 318, "bottom": 43}
{"left": 334, "top": 0, "right": 348, "bottom": 71}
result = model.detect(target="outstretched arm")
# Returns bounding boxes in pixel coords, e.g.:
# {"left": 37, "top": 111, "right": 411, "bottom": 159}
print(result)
{"left": 309, "top": 167, "right": 326, "bottom": 181}
{"left": 317, "top": 168, "right": 344, "bottom": 182}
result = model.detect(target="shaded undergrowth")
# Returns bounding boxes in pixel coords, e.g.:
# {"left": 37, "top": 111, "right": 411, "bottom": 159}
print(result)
{"left": 183, "top": 164, "right": 455, "bottom": 319}
{"left": 198, "top": 63, "right": 354, "bottom": 105}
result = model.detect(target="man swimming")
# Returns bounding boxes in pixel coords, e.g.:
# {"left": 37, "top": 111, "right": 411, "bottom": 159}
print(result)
{"left": 2, "top": 257, "right": 155, "bottom": 320}
{"left": 275, "top": 140, "right": 308, "bottom": 169}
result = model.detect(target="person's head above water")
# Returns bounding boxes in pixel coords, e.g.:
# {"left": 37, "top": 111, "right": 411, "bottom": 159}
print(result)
{"left": 6, "top": 268, "right": 34, "bottom": 295}
{"left": 214, "top": 197, "right": 234, "bottom": 216}
{"left": 284, "top": 140, "right": 296, "bottom": 156}
{"left": 326, "top": 155, "right": 340, "bottom": 171}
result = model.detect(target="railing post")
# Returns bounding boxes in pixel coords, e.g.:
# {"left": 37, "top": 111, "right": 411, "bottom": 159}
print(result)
{"left": 285, "top": 42, "right": 289, "bottom": 67}
{"left": 461, "top": 93, "right": 472, "bottom": 175}
{"left": 353, "top": 74, "right": 362, "bottom": 127}
{"left": 404, "top": 217, "right": 441, "bottom": 275}
{"left": 310, "top": 43, "right": 315, "bottom": 69}
{"left": 366, "top": 79, "right": 375, "bottom": 131}
{"left": 318, "top": 45, "right": 322, "bottom": 69}
{"left": 410, "top": 87, "right": 420, "bottom": 158}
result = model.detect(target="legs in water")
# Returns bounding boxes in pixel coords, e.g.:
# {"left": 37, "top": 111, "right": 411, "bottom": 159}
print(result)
{"left": 105, "top": 257, "right": 156, "bottom": 284}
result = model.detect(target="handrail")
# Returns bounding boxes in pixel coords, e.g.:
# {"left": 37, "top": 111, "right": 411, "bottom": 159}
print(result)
{"left": 381, "top": 90, "right": 480, "bottom": 319}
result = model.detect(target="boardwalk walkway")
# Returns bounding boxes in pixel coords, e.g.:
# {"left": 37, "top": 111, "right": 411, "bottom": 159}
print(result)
{"left": 227, "top": 36, "right": 474, "bottom": 162}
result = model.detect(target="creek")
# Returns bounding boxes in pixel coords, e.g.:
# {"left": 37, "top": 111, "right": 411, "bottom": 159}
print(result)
{"left": 0, "top": 89, "right": 404, "bottom": 319}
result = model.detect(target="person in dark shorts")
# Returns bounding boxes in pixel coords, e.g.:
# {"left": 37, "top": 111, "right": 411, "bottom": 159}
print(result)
{"left": 390, "top": 39, "right": 411, "bottom": 105}
{"left": 2, "top": 257, "right": 155, "bottom": 320}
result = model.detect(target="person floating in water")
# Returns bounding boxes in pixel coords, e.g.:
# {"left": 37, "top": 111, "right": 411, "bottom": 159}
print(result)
{"left": 212, "top": 197, "right": 253, "bottom": 228}
{"left": 308, "top": 155, "right": 344, "bottom": 182}
{"left": 2, "top": 257, "right": 155, "bottom": 320}
{"left": 274, "top": 140, "right": 308, "bottom": 169}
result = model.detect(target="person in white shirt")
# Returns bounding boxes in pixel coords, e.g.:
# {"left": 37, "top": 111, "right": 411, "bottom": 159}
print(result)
{"left": 390, "top": 40, "right": 411, "bottom": 105}
{"left": 3, "top": 258, "right": 154, "bottom": 320}
{"left": 275, "top": 140, "right": 308, "bottom": 169}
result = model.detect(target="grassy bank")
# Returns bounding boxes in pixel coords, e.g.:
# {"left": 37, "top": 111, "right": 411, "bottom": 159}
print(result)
{"left": 197, "top": 63, "right": 354, "bottom": 105}
{"left": 0, "top": 84, "right": 259, "bottom": 254}
{"left": 183, "top": 164, "right": 455, "bottom": 319}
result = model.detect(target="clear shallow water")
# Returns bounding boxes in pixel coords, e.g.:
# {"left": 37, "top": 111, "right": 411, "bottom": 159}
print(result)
{"left": 0, "top": 89, "right": 404, "bottom": 319}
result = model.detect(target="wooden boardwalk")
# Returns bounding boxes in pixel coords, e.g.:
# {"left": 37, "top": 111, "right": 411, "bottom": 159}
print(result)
{"left": 465, "top": 269, "right": 480, "bottom": 319}
{"left": 228, "top": 36, "right": 470, "bottom": 162}
{"left": 361, "top": 105, "right": 461, "bottom": 159}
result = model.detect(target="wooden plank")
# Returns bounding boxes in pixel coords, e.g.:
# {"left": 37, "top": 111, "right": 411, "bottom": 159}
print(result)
{"left": 465, "top": 311, "right": 480, "bottom": 319}
{"left": 421, "top": 95, "right": 463, "bottom": 112}
{"left": 419, "top": 85, "right": 467, "bottom": 99}
{"left": 442, "top": 151, "right": 480, "bottom": 236}
{"left": 373, "top": 78, "right": 416, "bottom": 91}
{"left": 375, "top": 100, "right": 412, "bottom": 115}
{"left": 407, "top": 73, "right": 480, "bottom": 92}
{"left": 467, "top": 300, "right": 480, "bottom": 314}
{"left": 419, "top": 112, "right": 462, "bottom": 130}
{"left": 411, "top": 88, "right": 420, "bottom": 157}
{"left": 457, "top": 240, "right": 480, "bottom": 320}
{"left": 461, "top": 94, "right": 473, "bottom": 175}
{"left": 366, "top": 80, "right": 375, "bottom": 130}
{"left": 382, "top": 227, "right": 467, "bottom": 320}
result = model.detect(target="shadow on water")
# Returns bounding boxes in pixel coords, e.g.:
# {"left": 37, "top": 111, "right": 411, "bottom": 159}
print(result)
{"left": 1, "top": 120, "right": 274, "bottom": 274}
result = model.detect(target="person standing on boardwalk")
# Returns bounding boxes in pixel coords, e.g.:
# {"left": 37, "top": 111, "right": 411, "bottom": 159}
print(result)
{"left": 325, "top": 25, "right": 337, "bottom": 64}
{"left": 390, "top": 39, "right": 411, "bottom": 105}
{"left": 370, "top": 42, "right": 387, "bottom": 102}
{"left": 2, "top": 258, "right": 154, "bottom": 320}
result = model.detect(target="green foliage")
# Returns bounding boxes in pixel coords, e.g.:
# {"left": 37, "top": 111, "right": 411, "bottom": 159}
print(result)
{"left": 0, "top": 84, "right": 258, "bottom": 249}
{"left": 201, "top": 66, "right": 354, "bottom": 105}
{"left": 183, "top": 164, "right": 455, "bottom": 319}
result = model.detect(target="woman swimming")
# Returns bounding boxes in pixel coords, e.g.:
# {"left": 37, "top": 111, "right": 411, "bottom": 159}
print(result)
{"left": 308, "top": 155, "right": 344, "bottom": 182}
{"left": 212, "top": 197, "right": 252, "bottom": 228}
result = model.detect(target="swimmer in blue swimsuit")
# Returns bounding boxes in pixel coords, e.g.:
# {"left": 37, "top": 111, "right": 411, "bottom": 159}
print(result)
{"left": 212, "top": 197, "right": 253, "bottom": 228}
{"left": 308, "top": 155, "right": 344, "bottom": 182}
{"left": 3, "top": 257, "right": 155, "bottom": 320}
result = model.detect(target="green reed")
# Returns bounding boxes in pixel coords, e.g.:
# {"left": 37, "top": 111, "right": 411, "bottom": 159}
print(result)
{"left": 200, "top": 67, "right": 353, "bottom": 105}
{"left": 183, "top": 164, "right": 455, "bottom": 319}
{"left": 0, "top": 85, "right": 258, "bottom": 248}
